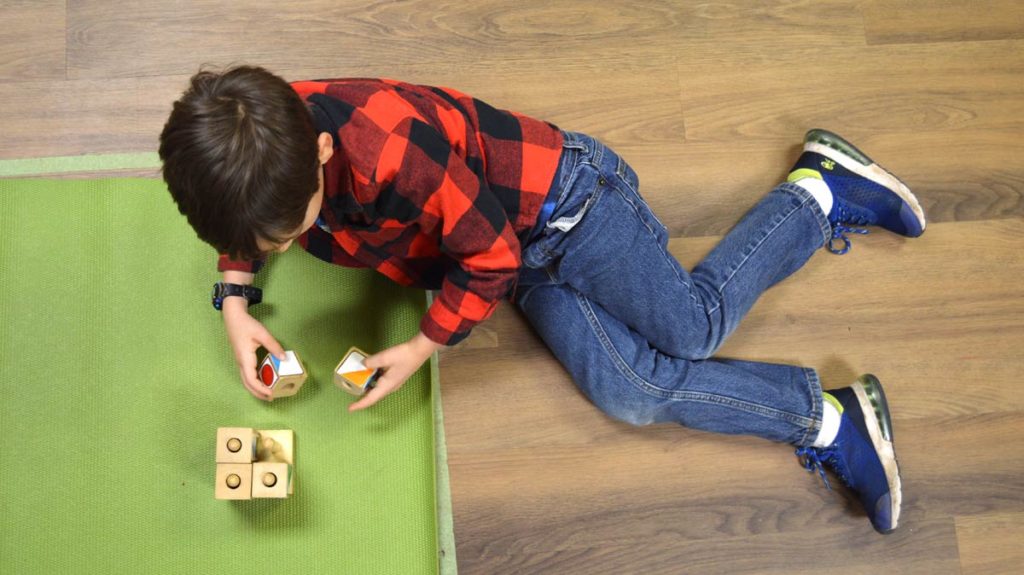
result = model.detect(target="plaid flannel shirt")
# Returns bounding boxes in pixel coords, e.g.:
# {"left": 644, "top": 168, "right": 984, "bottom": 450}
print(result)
{"left": 219, "top": 79, "right": 563, "bottom": 345}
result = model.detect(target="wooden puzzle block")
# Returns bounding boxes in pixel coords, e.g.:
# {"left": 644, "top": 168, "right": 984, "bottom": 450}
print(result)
{"left": 334, "top": 347, "right": 380, "bottom": 396}
{"left": 215, "top": 463, "right": 253, "bottom": 500}
{"left": 255, "top": 429, "right": 294, "bottom": 465}
{"left": 216, "top": 428, "right": 296, "bottom": 499}
{"left": 251, "top": 462, "right": 293, "bottom": 498}
{"left": 258, "top": 350, "right": 308, "bottom": 399}
{"left": 216, "top": 427, "right": 257, "bottom": 464}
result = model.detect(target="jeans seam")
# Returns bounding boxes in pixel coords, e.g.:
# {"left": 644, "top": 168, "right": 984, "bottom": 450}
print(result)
{"left": 796, "top": 367, "right": 824, "bottom": 447}
{"left": 606, "top": 174, "right": 703, "bottom": 312}
{"left": 705, "top": 187, "right": 819, "bottom": 317}
{"left": 574, "top": 290, "right": 818, "bottom": 429}
{"left": 780, "top": 182, "right": 832, "bottom": 244}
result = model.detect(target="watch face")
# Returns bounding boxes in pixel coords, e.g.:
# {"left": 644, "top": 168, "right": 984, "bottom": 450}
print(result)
{"left": 212, "top": 283, "right": 225, "bottom": 310}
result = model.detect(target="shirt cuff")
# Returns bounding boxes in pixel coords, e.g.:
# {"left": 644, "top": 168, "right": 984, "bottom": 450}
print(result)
{"left": 419, "top": 305, "right": 471, "bottom": 346}
{"left": 217, "top": 254, "right": 265, "bottom": 274}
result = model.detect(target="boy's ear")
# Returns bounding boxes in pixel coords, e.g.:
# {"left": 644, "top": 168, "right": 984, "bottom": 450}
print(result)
{"left": 317, "top": 133, "right": 334, "bottom": 165}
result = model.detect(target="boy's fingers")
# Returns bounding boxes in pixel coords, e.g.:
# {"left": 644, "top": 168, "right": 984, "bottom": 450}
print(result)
{"left": 236, "top": 348, "right": 272, "bottom": 401}
{"left": 348, "top": 381, "right": 391, "bottom": 412}
{"left": 362, "top": 350, "right": 388, "bottom": 370}
{"left": 259, "top": 331, "right": 287, "bottom": 360}
{"left": 240, "top": 366, "right": 272, "bottom": 401}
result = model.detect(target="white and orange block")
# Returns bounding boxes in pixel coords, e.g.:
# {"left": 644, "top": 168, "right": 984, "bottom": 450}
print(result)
{"left": 334, "top": 347, "right": 380, "bottom": 396}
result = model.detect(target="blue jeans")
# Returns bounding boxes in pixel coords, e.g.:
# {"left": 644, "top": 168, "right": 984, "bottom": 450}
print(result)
{"left": 516, "top": 132, "right": 833, "bottom": 446}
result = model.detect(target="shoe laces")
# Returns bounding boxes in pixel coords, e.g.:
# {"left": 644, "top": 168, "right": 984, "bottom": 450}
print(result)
{"left": 828, "top": 202, "right": 872, "bottom": 255}
{"left": 795, "top": 446, "right": 853, "bottom": 491}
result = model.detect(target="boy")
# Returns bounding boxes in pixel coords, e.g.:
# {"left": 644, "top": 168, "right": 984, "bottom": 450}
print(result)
{"left": 160, "top": 66, "right": 925, "bottom": 533}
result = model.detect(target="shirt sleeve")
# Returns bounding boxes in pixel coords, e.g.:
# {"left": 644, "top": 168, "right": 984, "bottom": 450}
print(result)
{"left": 379, "top": 118, "right": 522, "bottom": 346}
{"left": 217, "top": 254, "right": 265, "bottom": 274}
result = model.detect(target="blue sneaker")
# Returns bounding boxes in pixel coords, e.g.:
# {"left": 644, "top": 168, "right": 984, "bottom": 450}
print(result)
{"left": 796, "top": 375, "right": 903, "bottom": 533}
{"left": 789, "top": 129, "right": 926, "bottom": 254}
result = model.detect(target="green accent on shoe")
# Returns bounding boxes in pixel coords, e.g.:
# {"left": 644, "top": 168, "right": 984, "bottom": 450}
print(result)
{"left": 787, "top": 168, "right": 824, "bottom": 183}
{"left": 859, "top": 374, "right": 894, "bottom": 442}
{"left": 822, "top": 391, "right": 845, "bottom": 415}
{"left": 804, "top": 129, "right": 874, "bottom": 166}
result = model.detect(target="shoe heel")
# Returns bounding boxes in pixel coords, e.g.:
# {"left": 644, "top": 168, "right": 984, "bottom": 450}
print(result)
{"left": 805, "top": 129, "right": 874, "bottom": 167}
{"left": 858, "top": 374, "right": 894, "bottom": 442}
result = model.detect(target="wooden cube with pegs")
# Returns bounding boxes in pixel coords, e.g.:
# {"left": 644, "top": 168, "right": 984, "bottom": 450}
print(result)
{"left": 258, "top": 350, "right": 308, "bottom": 399}
{"left": 334, "top": 347, "right": 380, "bottom": 396}
{"left": 215, "top": 427, "right": 295, "bottom": 500}
{"left": 251, "top": 462, "right": 293, "bottom": 498}
{"left": 216, "top": 427, "right": 258, "bottom": 464}
{"left": 215, "top": 463, "right": 253, "bottom": 500}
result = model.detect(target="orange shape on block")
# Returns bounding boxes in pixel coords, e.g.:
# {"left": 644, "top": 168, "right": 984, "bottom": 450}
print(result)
{"left": 344, "top": 369, "right": 376, "bottom": 387}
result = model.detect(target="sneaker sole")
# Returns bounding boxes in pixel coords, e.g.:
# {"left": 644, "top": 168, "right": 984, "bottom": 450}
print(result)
{"left": 804, "top": 129, "right": 927, "bottom": 236}
{"left": 852, "top": 374, "right": 903, "bottom": 532}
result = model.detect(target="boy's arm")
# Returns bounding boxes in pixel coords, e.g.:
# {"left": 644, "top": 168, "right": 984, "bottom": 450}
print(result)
{"left": 347, "top": 118, "right": 520, "bottom": 411}
{"left": 217, "top": 259, "right": 283, "bottom": 401}
{"left": 222, "top": 269, "right": 254, "bottom": 287}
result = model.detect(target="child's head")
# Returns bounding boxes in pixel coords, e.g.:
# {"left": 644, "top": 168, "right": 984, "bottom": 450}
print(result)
{"left": 159, "top": 65, "right": 323, "bottom": 260}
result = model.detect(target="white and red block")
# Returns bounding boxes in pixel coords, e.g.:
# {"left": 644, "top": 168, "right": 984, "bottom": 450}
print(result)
{"left": 258, "top": 350, "right": 307, "bottom": 399}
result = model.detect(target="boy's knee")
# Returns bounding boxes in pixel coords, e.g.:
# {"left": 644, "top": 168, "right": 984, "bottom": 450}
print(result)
{"left": 603, "top": 405, "right": 657, "bottom": 427}
{"left": 666, "top": 325, "right": 727, "bottom": 361}
{"left": 585, "top": 385, "right": 659, "bottom": 427}
{"left": 663, "top": 339, "right": 719, "bottom": 362}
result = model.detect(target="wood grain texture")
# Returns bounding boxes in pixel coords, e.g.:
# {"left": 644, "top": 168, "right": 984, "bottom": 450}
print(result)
{"left": 65, "top": 1, "right": 706, "bottom": 79}
{"left": 864, "top": 0, "right": 1024, "bottom": 45}
{"left": 956, "top": 512, "right": 1024, "bottom": 575}
{"left": 1, "top": 2, "right": 1022, "bottom": 573}
{"left": 0, "top": 1, "right": 65, "bottom": 81}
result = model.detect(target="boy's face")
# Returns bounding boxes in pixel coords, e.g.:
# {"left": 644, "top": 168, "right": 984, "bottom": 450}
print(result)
{"left": 255, "top": 166, "right": 325, "bottom": 255}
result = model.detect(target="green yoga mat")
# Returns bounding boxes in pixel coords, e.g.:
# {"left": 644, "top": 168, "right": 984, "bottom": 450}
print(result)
{"left": 0, "top": 177, "right": 447, "bottom": 574}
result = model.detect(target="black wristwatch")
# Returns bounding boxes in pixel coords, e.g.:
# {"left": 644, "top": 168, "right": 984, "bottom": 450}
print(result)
{"left": 211, "top": 282, "right": 263, "bottom": 311}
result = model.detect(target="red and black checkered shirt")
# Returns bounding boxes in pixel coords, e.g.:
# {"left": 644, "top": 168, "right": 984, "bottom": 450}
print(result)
{"left": 219, "top": 78, "right": 563, "bottom": 345}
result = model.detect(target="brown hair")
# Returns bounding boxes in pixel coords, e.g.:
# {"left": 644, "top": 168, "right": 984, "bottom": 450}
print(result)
{"left": 159, "top": 65, "right": 319, "bottom": 260}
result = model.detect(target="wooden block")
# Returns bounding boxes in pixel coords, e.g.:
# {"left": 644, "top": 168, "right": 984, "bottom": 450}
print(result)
{"left": 251, "top": 462, "right": 293, "bottom": 498}
{"left": 255, "top": 429, "right": 294, "bottom": 465}
{"left": 258, "top": 350, "right": 308, "bottom": 399}
{"left": 215, "top": 463, "right": 253, "bottom": 500}
{"left": 334, "top": 347, "right": 380, "bottom": 396}
{"left": 215, "top": 427, "right": 257, "bottom": 464}
{"left": 215, "top": 429, "right": 295, "bottom": 500}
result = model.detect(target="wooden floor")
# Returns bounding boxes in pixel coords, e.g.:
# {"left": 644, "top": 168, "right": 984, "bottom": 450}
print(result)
{"left": 2, "top": 2, "right": 1022, "bottom": 573}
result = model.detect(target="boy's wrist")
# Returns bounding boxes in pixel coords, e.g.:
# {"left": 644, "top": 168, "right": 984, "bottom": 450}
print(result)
{"left": 412, "top": 331, "right": 445, "bottom": 356}
{"left": 220, "top": 294, "right": 250, "bottom": 315}
{"left": 212, "top": 282, "right": 263, "bottom": 310}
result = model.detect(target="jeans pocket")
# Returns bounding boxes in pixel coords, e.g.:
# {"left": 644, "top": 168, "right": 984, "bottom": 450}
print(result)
{"left": 547, "top": 185, "right": 603, "bottom": 233}
{"left": 522, "top": 175, "right": 605, "bottom": 270}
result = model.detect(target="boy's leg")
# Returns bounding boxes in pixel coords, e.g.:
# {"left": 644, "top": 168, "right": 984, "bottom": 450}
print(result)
{"left": 514, "top": 281, "right": 822, "bottom": 445}
{"left": 523, "top": 130, "right": 925, "bottom": 362}
{"left": 517, "top": 282, "right": 902, "bottom": 533}
{"left": 522, "top": 132, "right": 830, "bottom": 360}
{"left": 519, "top": 131, "right": 911, "bottom": 532}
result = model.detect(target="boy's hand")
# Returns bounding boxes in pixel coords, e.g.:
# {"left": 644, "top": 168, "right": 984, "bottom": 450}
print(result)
{"left": 222, "top": 297, "right": 286, "bottom": 401}
{"left": 348, "top": 332, "right": 443, "bottom": 412}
